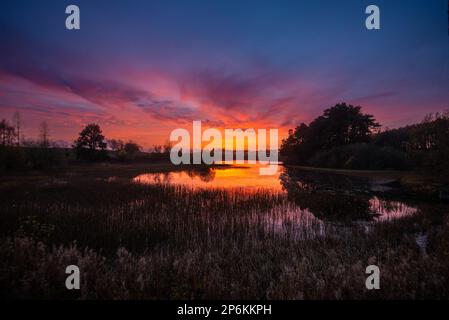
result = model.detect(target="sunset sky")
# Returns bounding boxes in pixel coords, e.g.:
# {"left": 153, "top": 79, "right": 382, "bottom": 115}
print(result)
{"left": 1, "top": 0, "right": 448, "bottom": 149}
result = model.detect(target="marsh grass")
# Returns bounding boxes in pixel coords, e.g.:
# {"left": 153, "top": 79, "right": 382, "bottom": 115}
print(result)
{"left": 0, "top": 164, "right": 448, "bottom": 299}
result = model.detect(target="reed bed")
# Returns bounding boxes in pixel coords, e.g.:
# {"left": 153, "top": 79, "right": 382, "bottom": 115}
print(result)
{"left": 0, "top": 170, "right": 448, "bottom": 299}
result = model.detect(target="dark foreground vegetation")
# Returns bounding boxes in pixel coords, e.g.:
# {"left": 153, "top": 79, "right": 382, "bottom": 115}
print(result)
{"left": 0, "top": 164, "right": 448, "bottom": 299}
{"left": 280, "top": 103, "right": 449, "bottom": 178}
{"left": 0, "top": 119, "right": 170, "bottom": 171}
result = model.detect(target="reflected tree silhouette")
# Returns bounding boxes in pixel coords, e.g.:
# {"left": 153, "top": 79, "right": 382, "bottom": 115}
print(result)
{"left": 152, "top": 172, "right": 172, "bottom": 184}
{"left": 186, "top": 167, "right": 216, "bottom": 183}
{"left": 279, "top": 167, "right": 374, "bottom": 222}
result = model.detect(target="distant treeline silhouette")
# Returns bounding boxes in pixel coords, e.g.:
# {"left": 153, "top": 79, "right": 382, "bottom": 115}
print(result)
{"left": 2, "top": 103, "right": 449, "bottom": 176}
{"left": 280, "top": 103, "right": 449, "bottom": 176}
{"left": 0, "top": 119, "right": 170, "bottom": 171}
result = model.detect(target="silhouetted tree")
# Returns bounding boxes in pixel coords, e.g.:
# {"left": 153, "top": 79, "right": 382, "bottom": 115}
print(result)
{"left": 73, "top": 123, "right": 107, "bottom": 161}
{"left": 406, "top": 112, "right": 449, "bottom": 176}
{"left": 373, "top": 126, "right": 410, "bottom": 151}
{"left": 280, "top": 103, "right": 380, "bottom": 164}
{"left": 39, "top": 121, "right": 50, "bottom": 149}
{"left": 108, "top": 139, "right": 124, "bottom": 152}
{"left": 124, "top": 141, "right": 141, "bottom": 159}
{"left": 152, "top": 145, "right": 163, "bottom": 153}
{"left": 371, "top": 111, "right": 449, "bottom": 175}
{"left": 12, "top": 112, "right": 22, "bottom": 146}
{"left": 107, "top": 139, "right": 141, "bottom": 161}
{"left": 0, "top": 119, "right": 16, "bottom": 146}
{"left": 163, "top": 141, "right": 173, "bottom": 154}
{"left": 0, "top": 119, "right": 22, "bottom": 170}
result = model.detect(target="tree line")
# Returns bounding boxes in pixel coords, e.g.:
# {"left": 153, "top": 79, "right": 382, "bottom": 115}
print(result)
{"left": 280, "top": 102, "right": 449, "bottom": 176}
{"left": 2, "top": 104, "right": 448, "bottom": 176}
{"left": 0, "top": 116, "right": 170, "bottom": 171}
{"left": 72, "top": 123, "right": 171, "bottom": 161}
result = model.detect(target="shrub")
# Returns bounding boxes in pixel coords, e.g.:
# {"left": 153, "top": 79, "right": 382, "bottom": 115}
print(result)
{"left": 308, "top": 143, "right": 411, "bottom": 170}
{"left": 0, "top": 146, "right": 26, "bottom": 171}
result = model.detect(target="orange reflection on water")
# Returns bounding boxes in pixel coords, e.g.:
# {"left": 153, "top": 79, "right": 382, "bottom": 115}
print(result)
{"left": 132, "top": 165, "right": 421, "bottom": 224}
{"left": 133, "top": 164, "right": 284, "bottom": 191}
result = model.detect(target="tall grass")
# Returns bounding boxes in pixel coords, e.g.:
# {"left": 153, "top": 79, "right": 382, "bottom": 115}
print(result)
{"left": 0, "top": 167, "right": 448, "bottom": 299}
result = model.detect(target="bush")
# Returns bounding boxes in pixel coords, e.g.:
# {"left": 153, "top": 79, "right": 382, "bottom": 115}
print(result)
{"left": 0, "top": 146, "right": 26, "bottom": 171}
{"left": 308, "top": 143, "right": 411, "bottom": 170}
{"left": 0, "top": 146, "right": 69, "bottom": 171}
{"left": 75, "top": 148, "right": 108, "bottom": 162}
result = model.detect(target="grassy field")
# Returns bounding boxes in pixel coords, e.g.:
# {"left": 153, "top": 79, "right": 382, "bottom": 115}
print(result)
{"left": 1, "top": 163, "right": 448, "bottom": 299}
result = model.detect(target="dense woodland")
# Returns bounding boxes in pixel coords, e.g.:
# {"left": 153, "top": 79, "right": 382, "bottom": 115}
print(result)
{"left": 280, "top": 103, "right": 449, "bottom": 177}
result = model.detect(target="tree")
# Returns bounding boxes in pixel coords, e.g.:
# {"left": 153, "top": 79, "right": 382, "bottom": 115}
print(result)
{"left": 280, "top": 103, "right": 380, "bottom": 164}
{"left": 12, "top": 112, "right": 22, "bottom": 146}
{"left": 124, "top": 141, "right": 141, "bottom": 158}
{"left": 0, "top": 119, "right": 16, "bottom": 146}
{"left": 73, "top": 123, "right": 107, "bottom": 160}
{"left": 39, "top": 121, "right": 50, "bottom": 149}
{"left": 309, "top": 103, "right": 380, "bottom": 148}
{"left": 152, "top": 145, "right": 163, "bottom": 153}
{"left": 280, "top": 123, "right": 310, "bottom": 163}
{"left": 108, "top": 139, "right": 124, "bottom": 152}
{"left": 405, "top": 112, "right": 449, "bottom": 176}
{"left": 107, "top": 139, "right": 141, "bottom": 160}
{"left": 74, "top": 124, "right": 107, "bottom": 150}
{"left": 163, "top": 140, "right": 173, "bottom": 154}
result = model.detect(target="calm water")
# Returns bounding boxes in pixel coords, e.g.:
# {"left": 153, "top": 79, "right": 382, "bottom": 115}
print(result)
{"left": 133, "top": 164, "right": 284, "bottom": 191}
{"left": 133, "top": 164, "right": 421, "bottom": 223}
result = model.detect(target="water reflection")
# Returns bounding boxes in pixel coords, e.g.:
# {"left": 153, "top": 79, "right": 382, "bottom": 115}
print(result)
{"left": 133, "top": 164, "right": 419, "bottom": 223}
{"left": 259, "top": 204, "right": 327, "bottom": 240}
{"left": 369, "top": 197, "right": 417, "bottom": 222}
{"left": 134, "top": 165, "right": 284, "bottom": 191}
{"left": 279, "top": 166, "right": 419, "bottom": 222}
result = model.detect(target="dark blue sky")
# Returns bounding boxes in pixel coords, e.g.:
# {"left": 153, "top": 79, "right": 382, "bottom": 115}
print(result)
{"left": 0, "top": 0, "right": 448, "bottom": 146}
